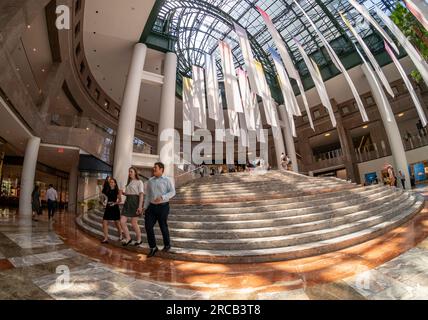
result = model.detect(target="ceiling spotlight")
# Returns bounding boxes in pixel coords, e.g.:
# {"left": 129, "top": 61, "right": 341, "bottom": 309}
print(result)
{"left": 27, "top": 25, "right": 31, "bottom": 29}
{"left": 363, "top": 125, "right": 368, "bottom": 129}
{"left": 398, "top": 113, "right": 405, "bottom": 117}
{"left": 325, "top": 133, "right": 331, "bottom": 137}
{"left": 32, "top": 48, "right": 37, "bottom": 52}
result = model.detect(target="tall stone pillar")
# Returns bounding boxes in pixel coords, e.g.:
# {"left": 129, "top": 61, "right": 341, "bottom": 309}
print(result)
{"left": 362, "top": 64, "right": 410, "bottom": 189}
{"left": 113, "top": 43, "right": 147, "bottom": 188}
{"left": 19, "top": 136, "right": 40, "bottom": 217}
{"left": 335, "top": 110, "right": 358, "bottom": 182}
{"left": 158, "top": 52, "right": 177, "bottom": 179}
{"left": 278, "top": 105, "right": 298, "bottom": 172}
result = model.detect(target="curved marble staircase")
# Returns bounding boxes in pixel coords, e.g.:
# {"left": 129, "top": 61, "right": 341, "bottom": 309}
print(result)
{"left": 76, "top": 170, "right": 425, "bottom": 263}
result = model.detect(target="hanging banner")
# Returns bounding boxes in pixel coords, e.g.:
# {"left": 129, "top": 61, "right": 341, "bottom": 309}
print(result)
{"left": 182, "top": 76, "right": 194, "bottom": 136}
{"left": 205, "top": 54, "right": 219, "bottom": 121}
{"left": 293, "top": 0, "right": 369, "bottom": 123}
{"left": 385, "top": 41, "right": 427, "bottom": 127}
{"left": 355, "top": 46, "right": 393, "bottom": 122}
{"left": 253, "top": 94, "right": 266, "bottom": 143}
{"left": 340, "top": 12, "right": 395, "bottom": 98}
{"left": 374, "top": 7, "right": 428, "bottom": 87}
{"left": 218, "top": 41, "right": 244, "bottom": 114}
{"left": 228, "top": 110, "right": 241, "bottom": 137}
{"left": 256, "top": 6, "right": 309, "bottom": 119}
{"left": 237, "top": 68, "right": 257, "bottom": 131}
{"left": 348, "top": 0, "right": 400, "bottom": 54}
{"left": 269, "top": 48, "right": 299, "bottom": 136}
{"left": 253, "top": 60, "right": 278, "bottom": 128}
{"left": 404, "top": 0, "right": 428, "bottom": 31}
{"left": 295, "top": 39, "right": 337, "bottom": 128}
{"left": 192, "top": 66, "right": 207, "bottom": 129}
{"left": 233, "top": 22, "right": 262, "bottom": 96}
{"left": 215, "top": 107, "right": 226, "bottom": 142}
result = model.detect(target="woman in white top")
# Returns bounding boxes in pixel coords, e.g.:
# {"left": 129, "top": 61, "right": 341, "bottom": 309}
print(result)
{"left": 120, "top": 167, "right": 144, "bottom": 246}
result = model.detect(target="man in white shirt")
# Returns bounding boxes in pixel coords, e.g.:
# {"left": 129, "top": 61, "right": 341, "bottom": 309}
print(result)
{"left": 45, "top": 184, "right": 58, "bottom": 220}
{"left": 143, "top": 162, "right": 176, "bottom": 258}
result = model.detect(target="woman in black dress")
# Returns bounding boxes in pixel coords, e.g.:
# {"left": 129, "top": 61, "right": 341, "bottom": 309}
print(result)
{"left": 31, "top": 185, "right": 41, "bottom": 221}
{"left": 101, "top": 178, "right": 123, "bottom": 244}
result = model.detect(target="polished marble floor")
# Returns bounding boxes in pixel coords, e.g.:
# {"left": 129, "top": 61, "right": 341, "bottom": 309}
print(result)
{"left": 0, "top": 186, "right": 428, "bottom": 300}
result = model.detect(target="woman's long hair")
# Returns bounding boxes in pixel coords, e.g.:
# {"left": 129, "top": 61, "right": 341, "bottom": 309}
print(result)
{"left": 126, "top": 167, "right": 140, "bottom": 187}
{"left": 31, "top": 185, "right": 39, "bottom": 197}
{"left": 108, "top": 178, "right": 119, "bottom": 194}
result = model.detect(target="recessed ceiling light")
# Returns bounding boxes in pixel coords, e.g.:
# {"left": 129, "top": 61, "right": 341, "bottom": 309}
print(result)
{"left": 27, "top": 25, "right": 31, "bottom": 29}
{"left": 398, "top": 113, "right": 405, "bottom": 117}
{"left": 363, "top": 125, "right": 368, "bottom": 129}
{"left": 325, "top": 133, "right": 331, "bottom": 137}
{"left": 32, "top": 48, "right": 37, "bottom": 52}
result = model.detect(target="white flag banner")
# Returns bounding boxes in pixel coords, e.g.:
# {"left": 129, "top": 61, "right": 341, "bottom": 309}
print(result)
{"left": 215, "top": 108, "right": 226, "bottom": 142}
{"left": 404, "top": 0, "right": 428, "bottom": 31}
{"left": 293, "top": 0, "right": 369, "bottom": 123}
{"left": 340, "top": 12, "right": 395, "bottom": 98}
{"left": 237, "top": 68, "right": 257, "bottom": 131}
{"left": 374, "top": 7, "right": 428, "bottom": 87}
{"left": 256, "top": 6, "right": 308, "bottom": 119}
{"left": 348, "top": 0, "right": 400, "bottom": 54}
{"left": 385, "top": 41, "right": 427, "bottom": 127}
{"left": 228, "top": 110, "right": 241, "bottom": 137}
{"left": 355, "top": 46, "right": 393, "bottom": 122}
{"left": 192, "top": 66, "right": 207, "bottom": 129}
{"left": 218, "top": 41, "right": 244, "bottom": 114}
{"left": 254, "top": 60, "right": 278, "bottom": 128}
{"left": 205, "top": 54, "right": 220, "bottom": 121}
{"left": 269, "top": 48, "right": 299, "bottom": 136}
{"left": 182, "top": 76, "right": 194, "bottom": 136}
{"left": 233, "top": 22, "right": 262, "bottom": 96}
{"left": 295, "top": 39, "right": 337, "bottom": 127}
{"left": 253, "top": 94, "right": 266, "bottom": 143}
{"left": 238, "top": 112, "right": 249, "bottom": 147}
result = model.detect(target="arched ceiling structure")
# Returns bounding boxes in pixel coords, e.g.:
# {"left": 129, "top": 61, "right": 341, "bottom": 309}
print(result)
{"left": 149, "top": 0, "right": 398, "bottom": 90}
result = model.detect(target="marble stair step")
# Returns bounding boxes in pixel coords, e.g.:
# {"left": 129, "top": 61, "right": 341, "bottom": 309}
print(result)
{"left": 171, "top": 186, "right": 387, "bottom": 214}
{"left": 177, "top": 179, "right": 350, "bottom": 192}
{"left": 175, "top": 183, "right": 350, "bottom": 198}
{"left": 84, "top": 193, "right": 416, "bottom": 249}
{"left": 165, "top": 195, "right": 425, "bottom": 263}
{"left": 86, "top": 191, "right": 410, "bottom": 239}
{"left": 171, "top": 184, "right": 383, "bottom": 209}
{"left": 173, "top": 185, "right": 359, "bottom": 204}
{"left": 93, "top": 186, "right": 390, "bottom": 220}
{"left": 91, "top": 188, "right": 397, "bottom": 229}
{"left": 76, "top": 194, "right": 424, "bottom": 263}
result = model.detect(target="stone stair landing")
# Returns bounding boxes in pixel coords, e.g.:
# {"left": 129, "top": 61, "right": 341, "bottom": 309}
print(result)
{"left": 76, "top": 170, "right": 425, "bottom": 263}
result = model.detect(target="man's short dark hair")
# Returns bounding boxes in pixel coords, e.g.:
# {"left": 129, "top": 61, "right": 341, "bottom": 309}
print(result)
{"left": 154, "top": 162, "right": 165, "bottom": 172}
{"left": 49, "top": 184, "right": 53, "bottom": 188}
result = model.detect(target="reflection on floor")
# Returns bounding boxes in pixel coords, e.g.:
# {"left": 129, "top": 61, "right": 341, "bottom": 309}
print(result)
{"left": 0, "top": 187, "right": 427, "bottom": 300}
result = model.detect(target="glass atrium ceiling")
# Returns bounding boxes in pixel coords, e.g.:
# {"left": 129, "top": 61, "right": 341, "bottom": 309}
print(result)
{"left": 152, "top": 0, "right": 397, "bottom": 87}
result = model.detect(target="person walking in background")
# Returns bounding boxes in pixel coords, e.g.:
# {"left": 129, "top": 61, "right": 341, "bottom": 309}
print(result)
{"left": 101, "top": 178, "right": 124, "bottom": 244}
{"left": 399, "top": 170, "right": 406, "bottom": 189}
{"left": 45, "top": 184, "right": 58, "bottom": 220}
{"left": 31, "top": 185, "right": 41, "bottom": 221}
{"left": 120, "top": 167, "right": 144, "bottom": 247}
{"left": 386, "top": 165, "right": 396, "bottom": 187}
{"left": 144, "top": 162, "right": 176, "bottom": 258}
